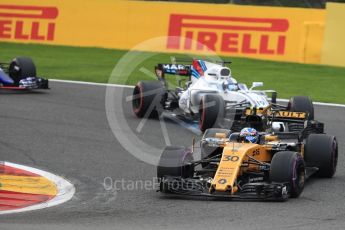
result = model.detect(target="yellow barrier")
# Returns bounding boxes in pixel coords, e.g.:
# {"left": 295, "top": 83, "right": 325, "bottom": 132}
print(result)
{"left": 0, "top": 0, "right": 325, "bottom": 64}
{"left": 322, "top": 3, "right": 345, "bottom": 67}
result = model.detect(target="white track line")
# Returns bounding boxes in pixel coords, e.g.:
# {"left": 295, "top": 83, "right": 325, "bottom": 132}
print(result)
{"left": 50, "top": 79, "right": 345, "bottom": 108}
{"left": 0, "top": 162, "right": 75, "bottom": 215}
{"left": 50, "top": 79, "right": 133, "bottom": 88}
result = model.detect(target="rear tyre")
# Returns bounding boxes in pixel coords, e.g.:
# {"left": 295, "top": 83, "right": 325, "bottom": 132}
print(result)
{"left": 199, "top": 94, "right": 224, "bottom": 132}
{"left": 132, "top": 81, "right": 164, "bottom": 118}
{"left": 304, "top": 134, "right": 338, "bottom": 178}
{"left": 9, "top": 57, "right": 36, "bottom": 84}
{"left": 270, "top": 151, "right": 305, "bottom": 198}
{"left": 288, "top": 96, "right": 314, "bottom": 120}
{"left": 157, "top": 146, "right": 194, "bottom": 180}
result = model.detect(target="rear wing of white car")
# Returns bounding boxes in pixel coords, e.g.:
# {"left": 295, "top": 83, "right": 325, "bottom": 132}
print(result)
{"left": 155, "top": 64, "right": 191, "bottom": 77}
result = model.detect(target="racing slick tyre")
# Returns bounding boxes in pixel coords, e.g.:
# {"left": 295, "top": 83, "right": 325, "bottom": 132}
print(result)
{"left": 288, "top": 96, "right": 314, "bottom": 120}
{"left": 270, "top": 151, "right": 306, "bottom": 198}
{"left": 157, "top": 146, "right": 194, "bottom": 179}
{"left": 9, "top": 57, "right": 37, "bottom": 84}
{"left": 304, "top": 134, "right": 338, "bottom": 178}
{"left": 132, "top": 81, "right": 165, "bottom": 118}
{"left": 199, "top": 94, "right": 225, "bottom": 132}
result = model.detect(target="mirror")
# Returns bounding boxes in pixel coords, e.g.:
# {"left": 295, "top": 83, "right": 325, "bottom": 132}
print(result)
{"left": 250, "top": 82, "right": 264, "bottom": 90}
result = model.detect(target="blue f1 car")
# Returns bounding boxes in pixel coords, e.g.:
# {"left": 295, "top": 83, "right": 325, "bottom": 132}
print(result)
{"left": 0, "top": 57, "right": 48, "bottom": 90}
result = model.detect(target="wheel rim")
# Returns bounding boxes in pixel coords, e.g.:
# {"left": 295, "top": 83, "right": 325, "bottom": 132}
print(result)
{"left": 331, "top": 139, "right": 338, "bottom": 175}
{"left": 297, "top": 164, "right": 305, "bottom": 189}
{"left": 133, "top": 85, "right": 143, "bottom": 114}
{"left": 292, "top": 156, "right": 305, "bottom": 193}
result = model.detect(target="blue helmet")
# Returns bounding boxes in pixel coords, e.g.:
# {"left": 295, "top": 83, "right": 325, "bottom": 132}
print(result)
{"left": 227, "top": 78, "right": 238, "bottom": 91}
{"left": 240, "top": 127, "right": 259, "bottom": 143}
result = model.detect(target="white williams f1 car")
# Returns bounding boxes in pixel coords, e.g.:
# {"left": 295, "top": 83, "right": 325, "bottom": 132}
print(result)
{"left": 132, "top": 59, "right": 276, "bottom": 131}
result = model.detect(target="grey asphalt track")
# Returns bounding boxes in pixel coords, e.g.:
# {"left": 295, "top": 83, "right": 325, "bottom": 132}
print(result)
{"left": 0, "top": 81, "right": 344, "bottom": 230}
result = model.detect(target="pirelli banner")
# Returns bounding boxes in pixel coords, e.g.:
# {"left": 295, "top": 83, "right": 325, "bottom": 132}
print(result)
{"left": 0, "top": 0, "right": 325, "bottom": 64}
{"left": 322, "top": 3, "right": 345, "bottom": 67}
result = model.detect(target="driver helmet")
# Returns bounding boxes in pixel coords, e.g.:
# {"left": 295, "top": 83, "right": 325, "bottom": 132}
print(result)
{"left": 227, "top": 77, "right": 238, "bottom": 91}
{"left": 239, "top": 127, "right": 259, "bottom": 143}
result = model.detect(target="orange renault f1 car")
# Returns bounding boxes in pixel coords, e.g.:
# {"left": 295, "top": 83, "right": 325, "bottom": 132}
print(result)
{"left": 157, "top": 109, "right": 338, "bottom": 201}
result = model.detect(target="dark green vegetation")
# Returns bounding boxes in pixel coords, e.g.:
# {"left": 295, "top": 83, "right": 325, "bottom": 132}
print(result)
{"left": 1, "top": 41, "right": 344, "bottom": 103}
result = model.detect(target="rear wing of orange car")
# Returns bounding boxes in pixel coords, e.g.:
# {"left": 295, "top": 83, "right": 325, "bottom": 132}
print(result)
{"left": 243, "top": 107, "right": 324, "bottom": 140}
{"left": 244, "top": 107, "right": 309, "bottom": 123}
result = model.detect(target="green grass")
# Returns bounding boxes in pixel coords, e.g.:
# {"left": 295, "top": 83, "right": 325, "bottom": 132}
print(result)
{"left": 1, "top": 41, "right": 345, "bottom": 104}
